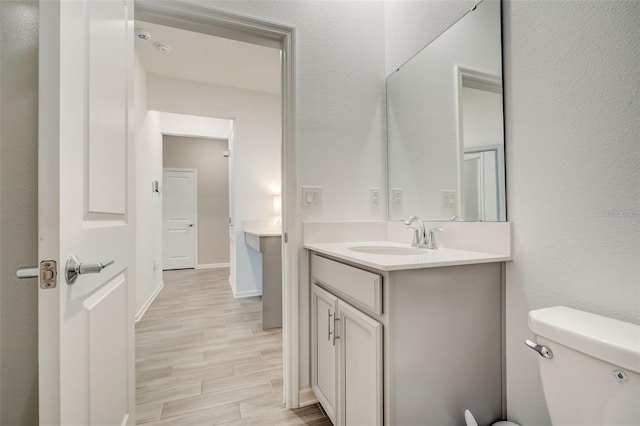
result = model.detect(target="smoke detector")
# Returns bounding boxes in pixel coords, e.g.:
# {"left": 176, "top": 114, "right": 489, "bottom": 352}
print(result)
{"left": 155, "top": 43, "right": 171, "bottom": 54}
{"left": 135, "top": 28, "right": 151, "bottom": 41}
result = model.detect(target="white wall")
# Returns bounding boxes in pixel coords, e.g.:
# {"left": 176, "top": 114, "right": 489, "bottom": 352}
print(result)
{"left": 134, "top": 52, "right": 164, "bottom": 319}
{"left": 502, "top": 1, "right": 640, "bottom": 424}
{"left": 147, "top": 75, "right": 280, "bottom": 298}
{"left": 386, "top": 1, "right": 640, "bottom": 425}
{"left": 0, "top": 1, "right": 39, "bottom": 424}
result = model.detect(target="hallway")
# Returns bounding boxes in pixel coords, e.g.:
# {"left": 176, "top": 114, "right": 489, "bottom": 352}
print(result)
{"left": 135, "top": 268, "right": 330, "bottom": 425}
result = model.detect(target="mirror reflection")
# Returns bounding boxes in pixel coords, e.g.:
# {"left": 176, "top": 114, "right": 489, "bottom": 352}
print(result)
{"left": 386, "top": 0, "right": 505, "bottom": 221}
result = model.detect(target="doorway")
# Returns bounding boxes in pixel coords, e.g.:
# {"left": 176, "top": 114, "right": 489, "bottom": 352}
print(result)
{"left": 132, "top": 1, "right": 301, "bottom": 421}
{"left": 456, "top": 66, "right": 506, "bottom": 221}
{"left": 162, "top": 136, "right": 232, "bottom": 271}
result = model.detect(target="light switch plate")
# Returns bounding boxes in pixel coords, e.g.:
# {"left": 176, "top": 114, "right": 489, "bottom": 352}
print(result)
{"left": 302, "top": 186, "right": 322, "bottom": 207}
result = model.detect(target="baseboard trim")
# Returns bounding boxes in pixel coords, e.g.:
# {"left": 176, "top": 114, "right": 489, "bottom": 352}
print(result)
{"left": 135, "top": 282, "right": 164, "bottom": 323}
{"left": 298, "top": 387, "right": 318, "bottom": 408}
{"left": 196, "top": 263, "right": 230, "bottom": 269}
{"left": 231, "top": 286, "right": 262, "bottom": 299}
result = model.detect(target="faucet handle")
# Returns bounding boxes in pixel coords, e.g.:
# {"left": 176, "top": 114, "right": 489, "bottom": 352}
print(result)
{"left": 406, "top": 225, "right": 420, "bottom": 248}
{"left": 426, "top": 227, "right": 443, "bottom": 249}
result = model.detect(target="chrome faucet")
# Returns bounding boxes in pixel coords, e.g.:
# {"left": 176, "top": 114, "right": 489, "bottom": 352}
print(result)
{"left": 403, "top": 215, "right": 426, "bottom": 248}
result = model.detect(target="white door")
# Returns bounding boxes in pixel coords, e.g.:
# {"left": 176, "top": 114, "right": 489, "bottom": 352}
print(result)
{"left": 311, "top": 285, "right": 338, "bottom": 423}
{"left": 38, "top": 1, "right": 135, "bottom": 425}
{"left": 163, "top": 169, "right": 197, "bottom": 270}
{"left": 337, "top": 300, "right": 383, "bottom": 426}
{"left": 463, "top": 153, "right": 483, "bottom": 221}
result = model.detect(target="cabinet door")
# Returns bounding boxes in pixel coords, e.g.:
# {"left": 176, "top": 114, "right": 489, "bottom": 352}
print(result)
{"left": 337, "top": 300, "right": 383, "bottom": 426}
{"left": 311, "top": 284, "right": 338, "bottom": 423}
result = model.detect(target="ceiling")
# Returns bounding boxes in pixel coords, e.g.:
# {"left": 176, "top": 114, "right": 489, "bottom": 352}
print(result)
{"left": 135, "top": 21, "right": 281, "bottom": 95}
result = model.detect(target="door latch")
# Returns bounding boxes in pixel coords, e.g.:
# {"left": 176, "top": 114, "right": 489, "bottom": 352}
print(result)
{"left": 16, "top": 260, "right": 57, "bottom": 289}
{"left": 40, "top": 260, "right": 57, "bottom": 289}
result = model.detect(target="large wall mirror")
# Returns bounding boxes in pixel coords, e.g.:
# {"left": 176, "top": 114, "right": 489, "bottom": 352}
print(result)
{"left": 387, "top": 0, "right": 505, "bottom": 221}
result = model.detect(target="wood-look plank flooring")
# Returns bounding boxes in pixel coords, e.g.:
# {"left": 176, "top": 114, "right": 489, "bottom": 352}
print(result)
{"left": 136, "top": 268, "right": 331, "bottom": 425}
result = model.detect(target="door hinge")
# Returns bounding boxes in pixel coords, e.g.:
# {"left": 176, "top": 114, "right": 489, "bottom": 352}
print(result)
{"left": 40, "top": 260, "right": 57, "bottom": 289}
{"left": 284, "top": 232, "right": 288, "bottom": 243}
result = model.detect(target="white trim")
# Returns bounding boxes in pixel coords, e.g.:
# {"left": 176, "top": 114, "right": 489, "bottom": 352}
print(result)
{"left": 135, "top": 282, "right": 165, "bottom": 323}
{"left": 135, "top": 1, "right": 299, "bottom": 408}
{"left": 298, "top": 387, "right": 319, "bottom": 408}
{"left": 162, "top": 167, "right": 198, "bottom": 270}
{"left": 196, "top": 263, "right": 230, "bottom": 269}
{"left": 232, "top": 287, "right": 262, "bottom": 299}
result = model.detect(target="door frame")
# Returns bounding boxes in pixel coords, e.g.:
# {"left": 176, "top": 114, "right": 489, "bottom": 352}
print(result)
{"left": 135, "top": 1, "right": 300, "bottom": 407}
{"left": 454, "top": 65, "right": 503, "bottom": 220}
{"left": 162, "top": 167, "right": 198, "bottom": 269}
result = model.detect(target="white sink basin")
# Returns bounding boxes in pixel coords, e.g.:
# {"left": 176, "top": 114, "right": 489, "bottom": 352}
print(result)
{"left": 348, "top": 246, "right": 428, "bottom": 255}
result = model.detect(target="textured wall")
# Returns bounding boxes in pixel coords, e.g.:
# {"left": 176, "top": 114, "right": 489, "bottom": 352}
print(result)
{"left": 502, "top": 1, "right": 640, "bottom": 424}
{"left": 0, "top": 1, "right": 39, "bottom": 424}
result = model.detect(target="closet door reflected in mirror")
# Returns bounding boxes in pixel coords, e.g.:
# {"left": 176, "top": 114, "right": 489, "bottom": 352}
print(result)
{"left": 387, "top": 0, "right": 505, "bottom": 221}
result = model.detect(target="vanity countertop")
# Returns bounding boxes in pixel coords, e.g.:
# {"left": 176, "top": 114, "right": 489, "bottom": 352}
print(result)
{"left": 304, "top": 240, "right": 511, "bottom": 271}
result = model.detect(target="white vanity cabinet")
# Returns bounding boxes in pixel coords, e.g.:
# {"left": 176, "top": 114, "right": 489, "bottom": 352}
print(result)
{"left": 309, "top": 251, "right": 503, "bottom": 426}
{"left": 311, "top": 256, "right": 383, "bottom": 426}
{"left": 336, "top": 299, "right": 383, "bottom": 426}
{"left": 311, "top": 285, "right": 338, "bottom": 422}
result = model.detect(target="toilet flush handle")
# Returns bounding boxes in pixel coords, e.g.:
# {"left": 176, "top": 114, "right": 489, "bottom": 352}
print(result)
{"left": 525, "top": 339, "right": 553, "bottom": 359}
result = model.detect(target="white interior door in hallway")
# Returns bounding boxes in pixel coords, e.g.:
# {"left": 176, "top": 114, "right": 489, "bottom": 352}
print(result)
{"left": 163, "top": 169, "right": 197, "bottom": 270}
{"left": 38, "top": 0, "right": 136, "bottom": 424}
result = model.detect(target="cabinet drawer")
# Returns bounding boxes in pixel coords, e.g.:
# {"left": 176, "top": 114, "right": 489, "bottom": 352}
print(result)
{"left": 311, "top": 254, "right": 382, "bottom": 315}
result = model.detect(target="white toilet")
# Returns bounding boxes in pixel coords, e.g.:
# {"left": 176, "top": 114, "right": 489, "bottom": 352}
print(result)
{"left": 528, "top": 306, "right": 640, "bottom": 425}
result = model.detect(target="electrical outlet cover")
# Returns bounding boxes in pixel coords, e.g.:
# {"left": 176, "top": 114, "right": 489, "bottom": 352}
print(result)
{"left": 370, "top": 187, "right": 380, "bottom": 206}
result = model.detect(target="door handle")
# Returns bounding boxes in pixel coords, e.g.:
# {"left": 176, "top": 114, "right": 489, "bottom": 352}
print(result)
{"left": 66, "top": 255, "right": 115, "bottom": 285}
{"left": 187, "top": 223, "right": 194, "bottom": 228}
{"left": 16, "top": 266, "right": 39, "bottom": 279}
{"left": 333, "top": 317, "right": 340, "bottom": 346}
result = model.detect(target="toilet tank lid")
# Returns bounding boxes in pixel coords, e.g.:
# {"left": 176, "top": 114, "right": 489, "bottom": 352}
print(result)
{"left": 529, "top": 306, "right": 640, "bottom": 373}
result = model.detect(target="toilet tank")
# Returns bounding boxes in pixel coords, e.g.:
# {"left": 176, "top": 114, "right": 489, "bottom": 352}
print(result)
{"left": 528, "top": 306, "right": 640, "bottom": 426}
